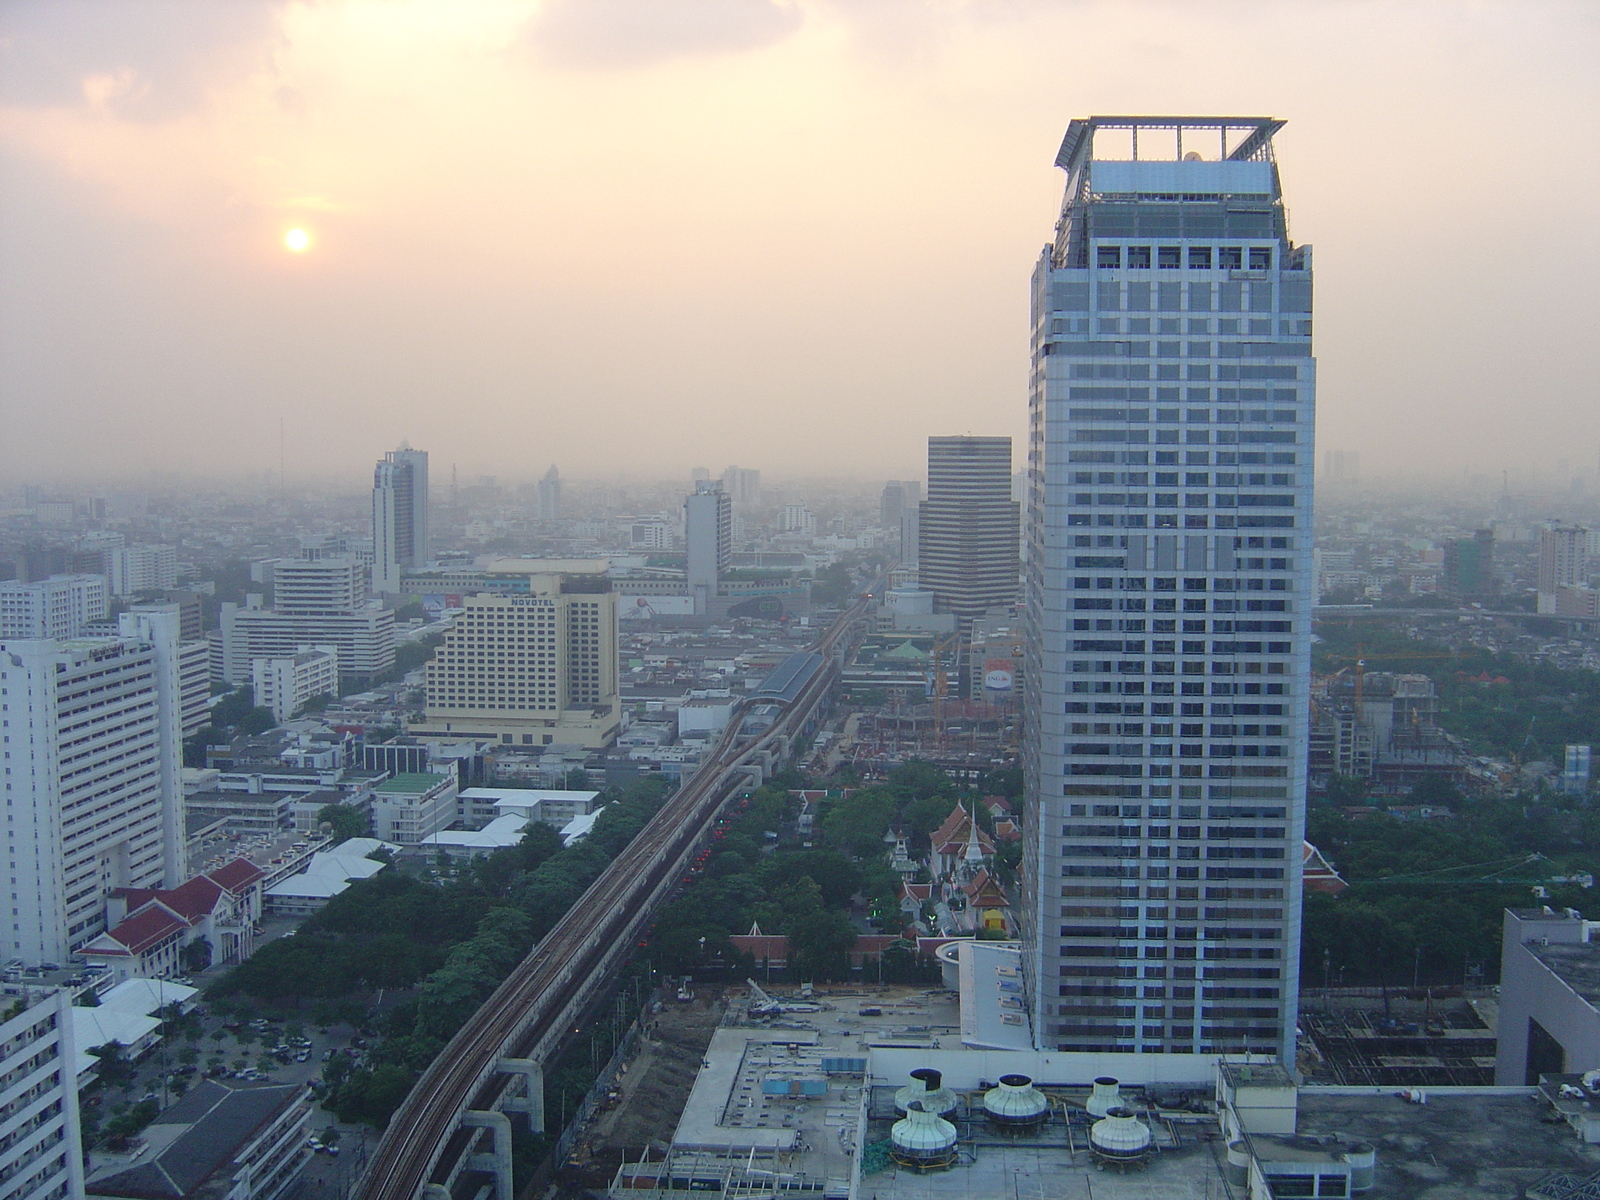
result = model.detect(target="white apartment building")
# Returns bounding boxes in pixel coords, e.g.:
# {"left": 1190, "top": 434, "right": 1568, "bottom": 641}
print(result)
{"left": 1022, "top": 116, "right": 1314, "bottom": 1064}
{"left": 107, "top": 544, "right": 178, "bottom": 597}
{"left": 251, "top": 647, "right": 340, "bottom": 724}
{"left": 368, "top": 772, "right": 457, "bottom": 845}
{"left": 1, "top": 624, "right": 185, "bottom": 967}
{"left": 411, "top": 560, "right": 621, "bottom": 749}
{"left": 0, "top": 575, "right": 108, "bottom": 641}
{"left": 780, "top": 505, "right": 816, "bottom": 537}
{"left": 373, "top": 446, "right": 429, "bottom": 594}
{"left": 0, "top": 989, "right": 83, "bottom": 1200}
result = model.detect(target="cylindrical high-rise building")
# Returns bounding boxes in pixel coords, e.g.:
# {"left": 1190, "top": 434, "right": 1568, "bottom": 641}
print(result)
{"left": 1021, "top": 116, "right": 1314, "bottom": 1065}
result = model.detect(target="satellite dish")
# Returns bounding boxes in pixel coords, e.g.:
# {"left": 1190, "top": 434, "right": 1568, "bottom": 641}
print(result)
{"left": 1184, "top": 150, "right": 1203, "bottom": 161}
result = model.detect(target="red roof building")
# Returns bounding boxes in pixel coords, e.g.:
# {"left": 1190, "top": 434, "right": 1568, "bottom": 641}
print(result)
{"left": 82, "top": 858, "right": 265, "bottom": 984}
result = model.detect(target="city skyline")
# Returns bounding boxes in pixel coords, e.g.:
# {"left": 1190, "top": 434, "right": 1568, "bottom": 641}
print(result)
{"left": 1, "top": 2, "right": 1596, "bottom": 485}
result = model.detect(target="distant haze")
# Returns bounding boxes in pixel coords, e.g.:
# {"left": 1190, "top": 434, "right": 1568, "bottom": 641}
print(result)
{"left": 1, "top": 1, "right": 1596, "bottom": 486}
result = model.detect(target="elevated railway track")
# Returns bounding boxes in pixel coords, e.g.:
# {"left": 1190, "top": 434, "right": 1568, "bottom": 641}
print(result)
{"left": 355, "top": 598, "right": 869, "bottom": 1200}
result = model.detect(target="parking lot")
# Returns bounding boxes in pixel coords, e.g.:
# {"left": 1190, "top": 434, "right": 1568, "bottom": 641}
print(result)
{"left": 82, "top": 1000, "right": 382, "bottom": 1179}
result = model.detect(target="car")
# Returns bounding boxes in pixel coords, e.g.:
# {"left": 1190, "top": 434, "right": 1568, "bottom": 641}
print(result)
{"left": 40, "top": 963, "right": 60, "bottom": 972}
{"left": 321, "top": 1049, "right": 334, "bottom": 1062}
{"left": 295, "top": 1052, "right": 310, "bottom": 1063}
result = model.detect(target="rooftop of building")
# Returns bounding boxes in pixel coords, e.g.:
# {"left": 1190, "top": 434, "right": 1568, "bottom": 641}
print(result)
{"left": 1294, "top": 1090, "right": 1600, "bottom": 1196}
{"left": 372, "top": 771, "right": 453, "bottom": 795}
{"left": 1530, "top": 942, "right": 1600, "bottom": 1007}
{"left": 85, "top": 1078, "right": 304, "bottom": 1199}
{"left": 482, "top": 557, "right": 609, "bottom": 576}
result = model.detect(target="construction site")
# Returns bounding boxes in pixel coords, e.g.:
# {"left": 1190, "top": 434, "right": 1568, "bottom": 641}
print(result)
{"left": 831, "top": 621, "right": 1019, "bottom": 780}
{"left": 1298, "top": 991, "right": 1499, "bottom": 1087}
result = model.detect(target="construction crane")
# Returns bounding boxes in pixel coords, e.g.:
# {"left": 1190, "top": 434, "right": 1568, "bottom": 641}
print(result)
{"left": 1367, "top": 852, "right": 1591, "bottom": 892}
{"left": 926, "top": 632, "right": 960, "bottom": 747}
{"left": 1320, "top": 643, "right": 1463, "bottom": 707}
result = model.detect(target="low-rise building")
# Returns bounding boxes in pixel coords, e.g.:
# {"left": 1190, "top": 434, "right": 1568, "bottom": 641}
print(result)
{"left": 251, "top": 646, "right": 339, "bottom": 724}
{"left": 262, "top": 838, "right": 393, "bottom": 915}
{"left": 79, "top": 860, "right": 265, "bottom": 982}
{"left": 84, "top": 1078, "right": 309, "bottom": 1200}
{"left": 369, "top": 772, "right": 457, "bottom": 845}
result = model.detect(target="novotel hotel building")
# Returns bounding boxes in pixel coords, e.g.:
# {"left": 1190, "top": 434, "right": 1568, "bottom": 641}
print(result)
{"left": 411, "top": 559, "right": 621, "bottom": 750}
{"left": 1019, "top": 116, "right": 1315, "bottom": 1063}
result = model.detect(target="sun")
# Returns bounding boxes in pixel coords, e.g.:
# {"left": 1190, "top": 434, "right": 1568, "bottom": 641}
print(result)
{"left": 283, "top": 228, "right": 312, "bottom": 253}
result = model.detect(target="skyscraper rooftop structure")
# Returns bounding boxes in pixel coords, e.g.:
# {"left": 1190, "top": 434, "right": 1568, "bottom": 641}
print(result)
{"left": 1021, "top": 115, "right": 1314, "bottom": 1063}
{"left": 918, "top": 436, "right": 1020, "bottom": 627}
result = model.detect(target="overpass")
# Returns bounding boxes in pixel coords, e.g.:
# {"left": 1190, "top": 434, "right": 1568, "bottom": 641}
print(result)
{"left": 355, "top": 599, "right": 869, "bottom": 1200}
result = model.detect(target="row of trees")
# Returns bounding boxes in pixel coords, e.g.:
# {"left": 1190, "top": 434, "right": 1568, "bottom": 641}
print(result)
{"left": 1302, "top": 791, "right": 1599, "bottom": 986}
{"left": 206, "top": 777, "right": 673, "bottom": 1127}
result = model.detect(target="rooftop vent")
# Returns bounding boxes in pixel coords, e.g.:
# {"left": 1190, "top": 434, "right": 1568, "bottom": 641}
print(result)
{"left": 983, "top": 1074, "right": 1049, "bottom": 1131}
{"left": 1089, "top": 1106, "right": 1152, "bottom": 1169}
{"left": 890, "top": 1101, "right": 959, "bottom": 1171}
{"left": 894, "top": 1067, "right": 957, "bottom": 1116}
{"left": 1086, "top": 1075, "right": 1122, "bottom": 1118}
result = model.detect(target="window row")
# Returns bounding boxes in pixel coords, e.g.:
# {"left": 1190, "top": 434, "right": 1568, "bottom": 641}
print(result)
{"left": 1096, "top": 245, "right": 1275, "bottom": 270}
{"left": 1064, "top": 703, "right": 1286, "bottom": 718}
{"left": 1067, "top": 680, "right": 1289, "bottom": 696}
{"left": 1052, "top": 317, "right": 1310, "bottom": 337}
{"left": 1067, "top": 567, "right": 1291, "bottom": 587}
{"left": 1064, "top": 449, "right": 1298, "bottom": 466}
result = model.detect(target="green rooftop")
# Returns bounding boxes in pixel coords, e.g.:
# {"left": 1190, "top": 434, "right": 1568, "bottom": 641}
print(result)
{"left": 374, "top": 772, "right": 451, "bottom": 794}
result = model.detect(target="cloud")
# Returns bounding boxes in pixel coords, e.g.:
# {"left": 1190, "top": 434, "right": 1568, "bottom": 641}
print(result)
{"left": 524, "top": 0, "right": 803, "bottom": 68}
{"left": 0, "top": 0, "right": 280, "bottom": 120}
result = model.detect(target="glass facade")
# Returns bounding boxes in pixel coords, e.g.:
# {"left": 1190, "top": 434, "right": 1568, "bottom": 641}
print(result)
{"left": 1021, "top": 117, "right": 1314, "bottom": 1060}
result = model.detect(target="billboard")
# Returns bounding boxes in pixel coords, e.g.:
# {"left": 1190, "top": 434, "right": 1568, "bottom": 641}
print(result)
{"left": 983, "top": 657, "right": 1015, "bottom": 694}
{"left": 419, "top": 594, "right": 465, "bottom": 618}
{"left": 619, "top": 594, "right": 697, "bottom": 619}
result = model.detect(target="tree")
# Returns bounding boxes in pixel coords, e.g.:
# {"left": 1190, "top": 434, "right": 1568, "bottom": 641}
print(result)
{"left": 88, "top": 1041, "right": 135, "bottom": 1086}
{"left": 317, "top": 803, "right": 367, "bottom": 843}
{"left": 182, "top": 937, "right": 213, "bottom": 973}
{"left": 786, "top": 908, "right": 857, "bottom": 982}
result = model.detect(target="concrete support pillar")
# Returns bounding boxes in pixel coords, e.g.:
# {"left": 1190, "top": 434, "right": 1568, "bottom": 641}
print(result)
{"left": 497, "top": 1058, "right": 545, "bottom": 1134}
{"left": 462, "top": 1110, "right": 514, "bottom": 1200}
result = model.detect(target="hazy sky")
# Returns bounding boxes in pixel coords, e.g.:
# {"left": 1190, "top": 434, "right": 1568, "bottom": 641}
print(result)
{"left": 2, "top": 0, "right": 1596, "bottom": 487}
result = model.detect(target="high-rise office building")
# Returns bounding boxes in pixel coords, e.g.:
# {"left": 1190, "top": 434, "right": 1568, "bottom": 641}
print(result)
{"left": 880, "top": 481, "right": 923, "bottom": 560}
{"left": 537, "top": 464, "right": 563, "bottom": 523}
{"left": 410, "top": 560, "right": 621, "bottom": 749}
{"left": 720, "top": 466, "right": 762, "bottom": 504}
{"left": 1441, "top": 530, "right": 1495, "bottom": 598}
{"left": 0, "top": 574, "right": 108, "bottom": 640}
{"left": 373, "top": 445, "right": 430, "bottom": 593}
{"left": 0, "top": 618, "right": 186, "bottom": 966}
{"left": 1021, "top": 116, "right": 1315, "bottom": 1061}
{"left": 918, "top": 436, "right": 1020, "bottom": 626}
{"left": 685, "top": 481, "right": 732, "bottom": 611}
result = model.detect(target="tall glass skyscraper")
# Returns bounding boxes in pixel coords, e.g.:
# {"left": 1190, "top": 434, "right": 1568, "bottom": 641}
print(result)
{"left": 373, "top": 445, "right": 429, "bottom": 594}
{"left": 1021, "top": 117, "right": 1314, "bottom": 1061}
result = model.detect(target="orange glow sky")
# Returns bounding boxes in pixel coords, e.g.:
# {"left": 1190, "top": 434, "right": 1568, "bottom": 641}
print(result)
{"left": 1, "top": 0, "right": 1596, "bottom": 485}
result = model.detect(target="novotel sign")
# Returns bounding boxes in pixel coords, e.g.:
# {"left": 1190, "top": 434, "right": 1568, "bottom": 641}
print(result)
{"left": 508, "top": 598, "right": 556, "bottom": 607}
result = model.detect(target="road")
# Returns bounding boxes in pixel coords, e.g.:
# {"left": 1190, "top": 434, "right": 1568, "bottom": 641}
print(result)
{"left": 354, "top": 598, "right": 867, "bottom": 1200}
